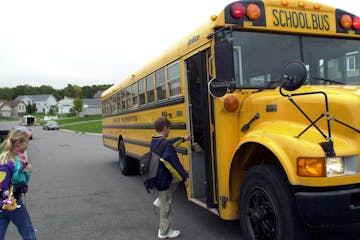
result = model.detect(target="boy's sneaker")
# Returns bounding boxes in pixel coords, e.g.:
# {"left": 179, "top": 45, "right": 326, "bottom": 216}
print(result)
{"left": 153, "top": 197, "right": 161, "bottom": 208}
{"left": 158, "top": 229, "right": 181, "bottom": 239}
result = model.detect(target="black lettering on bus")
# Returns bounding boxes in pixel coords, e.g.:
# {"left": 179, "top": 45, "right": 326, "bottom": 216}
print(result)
{"left": 311, "top": 14, "right": 330, "bottom": 31}
{"left": 298, "top": 13, "right": 310, "bottom": 29}
{"left": 273, "top": 9, "right": 280, "bottom": 26}
{"left": 278, "top": 10, "right": 287, "bottom": 27}
{"left": 323, "top": 15, "right": 330, "bottom": 30}
{"left": 291, "top": 11, "right": 298, "bottom": 28}
{"left": 311, "top": 14, "right": 319, "bottom": 29}
{"left": 286, "top": 11, "right": 292, "bottom": 27}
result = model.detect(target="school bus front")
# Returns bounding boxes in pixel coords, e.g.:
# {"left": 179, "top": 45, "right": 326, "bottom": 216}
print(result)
{"left": 207, "top": 0, "right": 360, "bottom": 238}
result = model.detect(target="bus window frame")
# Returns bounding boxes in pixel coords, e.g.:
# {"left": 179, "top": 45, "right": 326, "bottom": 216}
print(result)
{"left": 138, "top": 78, "right": 146, "bottom": 106}
{"left": 167, "top": 60, "right": 182, "bottom": 98}
{"left": 131, "top": 82, "right": 139, "bottom": 108}
{"left": 146, "top": 73, "right": 155, "bottom": 104}
{"left": 156, "top": 67, "right": 167, "bottom": 102}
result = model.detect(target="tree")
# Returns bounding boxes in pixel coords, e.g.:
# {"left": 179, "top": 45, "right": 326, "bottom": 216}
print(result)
{"left": 73, "top": 98, "right": 83, "bottom": 115}
{"left": 0, "top": 87, "right": 15, "bottom": 100}
{"left": 26, "top": 103, "right": 36, "bottom": 114}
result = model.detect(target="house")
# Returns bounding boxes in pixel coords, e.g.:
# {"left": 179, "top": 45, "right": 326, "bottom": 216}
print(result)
{"left": 15, "top": 94, "right": 57, "bottom": 114}
{"left": 57, "top": 97, "right": 74, "bottom": 114}
{"left": 80, "top": 98, "right": 101, "bottom": 116}
{"left": 0, "top": 100, "right": 12, "bottom": 117}
{"left": 8, "top": 100, "right": 26, "bottom": 117}
{"left": 0, "top": 99, "right": 26, "bottom": 117}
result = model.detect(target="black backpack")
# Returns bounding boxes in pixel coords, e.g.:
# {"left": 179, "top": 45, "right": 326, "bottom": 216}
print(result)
{"left": 140, "top": 138, "right": 167, "bottom": 193}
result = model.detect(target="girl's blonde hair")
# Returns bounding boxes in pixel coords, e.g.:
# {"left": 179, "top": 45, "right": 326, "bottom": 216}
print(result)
{"left": 0, "top": 130, "right": 29, "bottom": 165}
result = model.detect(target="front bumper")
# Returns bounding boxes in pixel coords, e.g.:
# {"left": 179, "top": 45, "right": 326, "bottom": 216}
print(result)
{"left": 295, "top": 186, "right": 360, "bottom": 227}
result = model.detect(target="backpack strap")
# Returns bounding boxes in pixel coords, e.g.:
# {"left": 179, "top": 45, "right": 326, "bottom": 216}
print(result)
{"left": 153, "top": 138, "right": 168, "bottom": 155}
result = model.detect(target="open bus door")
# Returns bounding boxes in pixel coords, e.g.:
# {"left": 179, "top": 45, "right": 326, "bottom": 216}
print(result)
{"left": 186, "top": 51, "right": 217, "bottom": 208}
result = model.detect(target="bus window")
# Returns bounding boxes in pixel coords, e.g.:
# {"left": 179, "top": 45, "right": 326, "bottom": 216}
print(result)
{"left": 116, "top": 92, "right": 121, "bottom": 113}
{"left": 167, "top": 61, "right": 181, "bottom": 96}
{"left": 231, "top": 31, "right": 300, "bottom": 88}
{"left": 131, "top": 83, "right": 138, "bottom": 108}
{"left": 121, "top": 90, "right": 126, "bottom": 111}
{"left": 110, "top": 96, "right": 114, "bottom": 114}
{"left": 146, "top": 74, "right": 155, "bottom": 103}
{"left": 139, "top": 79, "right": 145, "bottom": 105}
{"left": 302, "top": 37, "right": 360, "bottom": 85}
{"left": 156, "top": 68, "right": 166, "bottom": 101}
{"left": 126, "top": 86, "right": 132, "bottom": 109}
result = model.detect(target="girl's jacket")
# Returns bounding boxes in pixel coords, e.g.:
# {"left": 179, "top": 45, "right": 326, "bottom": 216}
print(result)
{"left": 151, "top": 136, "right": 188, "bottom": 191}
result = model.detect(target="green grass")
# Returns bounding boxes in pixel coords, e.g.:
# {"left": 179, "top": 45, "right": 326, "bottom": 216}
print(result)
{"left": 0, "top": 117, "right": 18, "bottom": 121}
{"left": 56, "top": 115, "right": 102, "bottom": 125}
{"left": 61, "top": 121, "right": 102, "bottom": 133}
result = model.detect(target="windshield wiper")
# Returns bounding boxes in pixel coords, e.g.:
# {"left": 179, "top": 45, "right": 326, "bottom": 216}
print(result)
{"left": 312, "top": 77, "right": 345, "bottom": 85}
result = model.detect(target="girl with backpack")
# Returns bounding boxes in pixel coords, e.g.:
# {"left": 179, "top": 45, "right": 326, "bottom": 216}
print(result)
{"left": 0, "top": 129, "right": 36, "bottom": 240}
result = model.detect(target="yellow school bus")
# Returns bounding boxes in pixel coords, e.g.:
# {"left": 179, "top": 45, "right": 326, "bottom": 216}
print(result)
{"left": 102, "top": 0, "right": 360, "bottom": 239}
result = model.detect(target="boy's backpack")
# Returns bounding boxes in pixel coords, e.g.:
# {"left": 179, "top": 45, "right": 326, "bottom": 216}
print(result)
{"left": 140, "top": 138, "right": 168, "bottom": 193}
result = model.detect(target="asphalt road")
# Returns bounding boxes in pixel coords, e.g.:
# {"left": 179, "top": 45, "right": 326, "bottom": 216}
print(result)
{"left": 1, "top": 122, "right": 360, "bottom": 240}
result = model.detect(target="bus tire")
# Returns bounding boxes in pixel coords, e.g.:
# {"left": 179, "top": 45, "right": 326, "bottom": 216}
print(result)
{"left": 118, "top": 140, "right": 131, "bottom": 175}
{"left": 239, "top": 164, "right": 310, "bottom": 240}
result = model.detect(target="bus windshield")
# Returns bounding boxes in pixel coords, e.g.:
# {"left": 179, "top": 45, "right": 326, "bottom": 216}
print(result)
{"left": 232, "top": 31, "right": 360, "bottom": 88}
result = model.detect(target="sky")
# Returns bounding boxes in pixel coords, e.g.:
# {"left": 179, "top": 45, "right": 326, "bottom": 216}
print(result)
{"left": 0, "top": 0, "right": 359, "bottom": 90}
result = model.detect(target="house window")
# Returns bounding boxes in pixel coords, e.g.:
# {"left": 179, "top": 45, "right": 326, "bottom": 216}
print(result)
{"left": 346, "top": 51, "right": 358, "bottom": 71}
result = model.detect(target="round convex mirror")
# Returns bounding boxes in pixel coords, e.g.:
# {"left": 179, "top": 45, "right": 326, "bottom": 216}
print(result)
{"left": 208, "top": 79, "right": 228, "bottom": 98}
{"left": 281, "top": 61, "right": 307, "bottom": 91}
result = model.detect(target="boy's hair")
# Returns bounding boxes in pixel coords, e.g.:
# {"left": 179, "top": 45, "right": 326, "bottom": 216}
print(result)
{"left": 0, "top": 130, "right": 29, "bottom": 165}
{"left": 154, "top": 117, "right": 171, "bottom": 132}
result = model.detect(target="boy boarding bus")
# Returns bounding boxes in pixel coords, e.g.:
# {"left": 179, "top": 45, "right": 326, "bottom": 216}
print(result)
{"left": 101, "top": 0, "right": 360, "bottom": 239}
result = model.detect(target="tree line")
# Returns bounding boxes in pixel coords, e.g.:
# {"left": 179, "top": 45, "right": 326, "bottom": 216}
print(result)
{"left": 0, "top": 84, "right": 112, "bottom": 101}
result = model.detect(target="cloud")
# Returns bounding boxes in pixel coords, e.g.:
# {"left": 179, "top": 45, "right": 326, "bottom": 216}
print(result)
{"left": 0, "top": 0, "right": 358, "bottom": 89}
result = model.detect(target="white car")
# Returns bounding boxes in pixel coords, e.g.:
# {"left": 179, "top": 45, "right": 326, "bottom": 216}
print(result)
{"left": 43, "top": 120, "right": 59, "bottom": 130}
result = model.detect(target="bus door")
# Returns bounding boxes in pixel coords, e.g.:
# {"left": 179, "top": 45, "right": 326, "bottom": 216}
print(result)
{"left": 186, "top": 51, "right": 217, "bottom": 208}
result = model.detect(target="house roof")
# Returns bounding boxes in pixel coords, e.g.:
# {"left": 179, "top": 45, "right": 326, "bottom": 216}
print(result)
{"left": 8, "top": 100, "right": 25, "bottom": 107}
{"left": 94, "top": 91, "right": 103, "bottom": 98}
{"left": 15, "top": 94, "right": 54, "bottom": 102}
{"left": 83, "top": 98, "right": 100, "bottom": 106}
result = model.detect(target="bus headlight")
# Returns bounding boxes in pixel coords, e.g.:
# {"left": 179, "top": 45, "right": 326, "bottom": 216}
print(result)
{"left": 326, "top": 155, "right": 358, "bottom": 177}
{"left": 297, "top": 155, "right": 358, "bottom": 177}
{"left": 326, "top": 157, "right": 344, "bottom": 177}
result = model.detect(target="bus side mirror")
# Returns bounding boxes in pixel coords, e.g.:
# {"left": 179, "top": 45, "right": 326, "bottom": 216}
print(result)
{"left": 280, "top": 61, "right": 307, "bottom": 91}
{"left": 208, "top": 78, "right": 228, "bottom": 98}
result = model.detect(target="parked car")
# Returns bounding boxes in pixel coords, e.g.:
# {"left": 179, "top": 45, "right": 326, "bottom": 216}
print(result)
{"left": 43, "top": 120, "right": 59, "bottom": 130}
{"left": 12, "top": 126, "right": 33, "bottom": 140}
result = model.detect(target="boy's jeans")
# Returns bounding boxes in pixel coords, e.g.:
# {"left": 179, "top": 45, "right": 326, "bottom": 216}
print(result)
{"left": 0, "top": 197, "right": 36, "bottom": 240}
{"left": 158, "top": 178, "right": 179, "bottom": 234}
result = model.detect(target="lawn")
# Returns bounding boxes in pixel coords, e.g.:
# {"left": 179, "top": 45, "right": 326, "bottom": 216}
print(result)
{"left": 60, "top": 121, "right": 102, "bottom": 133}
{"left": 0, "top": 117, "right": 18, "bottom": 121}
{"left": 56, "top": 115, "right": 102, "bottom": 125}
